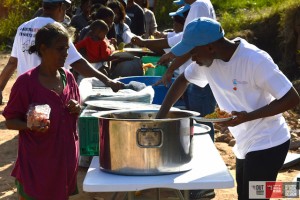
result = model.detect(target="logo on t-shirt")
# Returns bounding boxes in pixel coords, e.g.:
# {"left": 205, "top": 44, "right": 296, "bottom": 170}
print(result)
{"left": 232, "top": 79, "right": 248, "bottom": 91}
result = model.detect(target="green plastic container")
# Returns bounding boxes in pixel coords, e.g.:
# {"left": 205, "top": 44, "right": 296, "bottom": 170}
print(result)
{"left": 145, "top": 65, "right": 167, "bottom": 76}
{"left": 141, "top": 56, "right": 160, "bottom": 64}
{"left": 78, "top": 108, "right": 99, "bottom": 156}
{"left": 142, "top": 56, "right": 167, "bottom": 76}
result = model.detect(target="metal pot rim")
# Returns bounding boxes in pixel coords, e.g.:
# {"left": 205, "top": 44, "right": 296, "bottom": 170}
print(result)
{"left": 92, "top": 109, "right": 199, "bottom": 121}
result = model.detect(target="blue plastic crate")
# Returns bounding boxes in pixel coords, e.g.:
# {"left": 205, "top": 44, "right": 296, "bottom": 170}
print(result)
{"left": 116, "top": 76, "right": 185, "bottom": 106}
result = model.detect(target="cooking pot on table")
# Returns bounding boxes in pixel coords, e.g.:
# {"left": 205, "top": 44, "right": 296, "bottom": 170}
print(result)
{"left": 93, "top": 109, "right": 199, "bottom": 175}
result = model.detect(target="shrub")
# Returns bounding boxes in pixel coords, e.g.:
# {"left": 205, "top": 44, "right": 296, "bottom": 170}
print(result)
{"left": 0, "top": 0, "right": 40, "bottom": 51}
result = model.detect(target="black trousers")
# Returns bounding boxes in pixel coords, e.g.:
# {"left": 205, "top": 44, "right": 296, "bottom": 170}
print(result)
{"left": 236, "top": 139, "right": 290, "bottom": 200}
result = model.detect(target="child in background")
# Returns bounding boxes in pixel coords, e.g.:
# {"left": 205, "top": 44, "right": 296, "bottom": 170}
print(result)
{"left": 153, "top": 4, "right": 190, "bottom": 39}
{"left": 76, "top": 19, "right": 117, "bottom": 79}
{"left": 75, "top": 19, "right": 115, "bottom": 67}
{"left": 3, "top": 23, "right": 81, "bottom": 199}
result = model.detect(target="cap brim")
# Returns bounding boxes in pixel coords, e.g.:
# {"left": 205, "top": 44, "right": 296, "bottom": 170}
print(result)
{"left": 173, "top": 0, "right": 184, "bottom": 5}
{"left": 169, "top": 12, "right": 176, "bottom": 16}
{"left": 171, "top": 40, "right": 195, "bottom": 56}
{"left": 65, "top": 0, "right": 71, "bottom": 4}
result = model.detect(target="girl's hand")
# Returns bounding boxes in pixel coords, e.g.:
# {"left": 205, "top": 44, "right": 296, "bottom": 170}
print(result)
{"left": 30, "top": 119, "right": 50, "bottom": 133}
{"left": 67, "top": 99, "right": 81, "bottom": 115}
{"left": 110, "top": 38, "right": 117, "bottom": 46}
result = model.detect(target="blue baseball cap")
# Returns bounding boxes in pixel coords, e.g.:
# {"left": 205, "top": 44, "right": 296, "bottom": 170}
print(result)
{"left": 171, "top": 17, "right": 225, "bottom": 56}
{"left": 169, "top": 4, "right": 190, "bottom": 18}
{"left": 43, "top": 0, "right": 71, "bottom": 3}
{"left": 173, "top": 0, "right": 185, "bottom": 5}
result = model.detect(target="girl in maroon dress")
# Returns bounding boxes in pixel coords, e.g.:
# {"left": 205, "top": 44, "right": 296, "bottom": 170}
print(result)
{"left": 3, "top": 23, "right": 81, "bottom": 200}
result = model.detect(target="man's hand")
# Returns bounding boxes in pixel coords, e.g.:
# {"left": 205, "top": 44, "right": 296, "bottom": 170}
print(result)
{"left": 153, "top": 31, "right": 166, "bottom": 39}
{"left": 216, "top": 111, "right": 247, "bottom": 127}
{"left": 154, "top": 68, "right": 174, "bottom": 87}
{"left": 30, "top": 120, "right": 50, "bottom": 133}
{"left": 158, "top": 52, "right": 176, "bottom": 65}
{"left": 131, "top": 36, "right": 144, "bottom": 47}
{"left": 106, "top": 80, "right": 125, "bottom": 92}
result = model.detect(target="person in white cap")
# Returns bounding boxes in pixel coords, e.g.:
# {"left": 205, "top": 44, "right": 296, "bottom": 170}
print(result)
{"left": 132, "top": 3, "right": 217, "bottom": 197}
{"left": 157, "top": 17, "right": 300, "bottom": 200}
{"left": 0, "top": 0, "right": 124, "bottom": 104}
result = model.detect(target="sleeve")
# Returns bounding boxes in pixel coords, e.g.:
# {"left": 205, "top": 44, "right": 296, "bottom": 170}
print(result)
{"left": 122, "top": 24, "right": 134, "bottom": 44}
{"left": 75, "top": 39, "right": 87, "bottom": 50}
{"left": 167, "top": 32, "right": 176, "bottom": 38}
{"left": 167, "top": 32, "right": 183, "bottom": 47}
{"left": 149, "top": 11, "right": 157, "bottom": 35}
{"left": 3, "top": 75, "right": 31, "bottom": 121}
{"left": 65, "top": 70, "right": 81, "bottom": 104}
{"left": 253, "top": 54, "right": 292, "bottom": 100}
{"left": 184, "top": 62, "right": 208, "bottom": 88}
{"left": 64, "top": 40, "right": 83, "bottom": 68}
{"left": 99, "top": 40, "right": 111, "bottom": 61}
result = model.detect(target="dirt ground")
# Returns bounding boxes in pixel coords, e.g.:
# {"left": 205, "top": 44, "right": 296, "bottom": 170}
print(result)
{"left": 0, "top": 52, "right": 299, "bottom": 200}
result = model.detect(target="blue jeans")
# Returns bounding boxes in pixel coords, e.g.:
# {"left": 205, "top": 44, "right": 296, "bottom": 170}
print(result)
{"left": 184, "top": 84, "right": 216, "bottom": 141}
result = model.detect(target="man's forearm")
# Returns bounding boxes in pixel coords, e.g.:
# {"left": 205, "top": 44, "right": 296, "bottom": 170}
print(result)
{"left": 0, "top": 57, "right": 18, "bottom": 91}
{"left": 143, "top": 38, "right": 170, "bottom": 55}
{"left": 167, "top": 52, "right": 192, "bottom": 73}
{"left": 70, "top": 58, "right": 111, "bottom": 84}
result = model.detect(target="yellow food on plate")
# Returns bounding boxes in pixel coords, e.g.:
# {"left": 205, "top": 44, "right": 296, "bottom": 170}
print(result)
{"left": 204, "top": 108, "right": 232, "bottom": 119}
{"left": 142, "top": 47, "right": 150, "bottom": 52}
{"left": 118, "top": 42, "right": 125, "bottom": 50}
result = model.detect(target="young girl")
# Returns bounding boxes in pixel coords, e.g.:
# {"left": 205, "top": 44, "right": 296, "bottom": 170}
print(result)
{"left": 75, "top": 19, "right": 113, "bottom": 64}
{"left": 3, "top": 23, "right": 81, "bottom": 200}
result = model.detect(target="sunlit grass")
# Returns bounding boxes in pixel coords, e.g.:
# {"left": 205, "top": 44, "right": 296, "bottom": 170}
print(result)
{"left": 213, "top": 0, "right": 300, "bottom": 37}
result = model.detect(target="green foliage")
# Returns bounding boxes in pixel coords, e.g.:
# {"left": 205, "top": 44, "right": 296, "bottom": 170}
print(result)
{"left": 154, "top": 0, "right": 179, "bottom": 30}
{"left": 0, "top": 0, "right": 40, "bottom": 50}
{"left": 211, "top": 0, "right": 296, "bottom": 37}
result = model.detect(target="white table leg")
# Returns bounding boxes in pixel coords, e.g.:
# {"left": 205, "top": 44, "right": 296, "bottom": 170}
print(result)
{"left": 183, "top": 190, "right": 190, "bottom": 199}
{"left": 127, "top": 192, "right": 135, "bottom": 200}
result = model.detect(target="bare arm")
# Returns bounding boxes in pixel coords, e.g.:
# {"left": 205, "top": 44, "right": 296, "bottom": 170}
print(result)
{"left": 223, "top": 87, "right": 300, "bottom": 127}
{"left": 5, "top": 119, "right": 28, "bottom": 131}
{"left": 6, "top": 118, "right": 50, "bottom": 133}
{"left": 131, "top": 36, "right": 169, "bottom": 55}
{"left": 0, "top": 56, "right": 18, "bottom": 104}
{"left": 156, "top": 73, "right": 189, "bottom": 119}
{"left": 70, "top": 58, "right": 124, "bottom": 92}
{"left": 156, "top": 52, "right": 191, "bottom": 86}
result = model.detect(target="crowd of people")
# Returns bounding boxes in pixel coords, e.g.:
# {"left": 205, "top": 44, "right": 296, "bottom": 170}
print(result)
{"left": 1, "top": 0, "right": 300, "bottom": 200}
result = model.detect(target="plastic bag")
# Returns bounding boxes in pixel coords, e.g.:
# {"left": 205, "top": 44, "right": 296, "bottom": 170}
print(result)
{"left": 27, "top": 104, "right": 51, "bottom": 129}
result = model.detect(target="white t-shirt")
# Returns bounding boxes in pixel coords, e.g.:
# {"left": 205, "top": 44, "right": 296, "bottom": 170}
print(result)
{"left": 167, "top": 0, "right": 216, "bottom": 75}
{"left": 185, "top": 38, "right": 292, "bottom": 159}
{"left": 114, "top": 23, "right": 135, "bottom": 44}
{"left": 11, "top": 17, "right": 82, "bottom": 76}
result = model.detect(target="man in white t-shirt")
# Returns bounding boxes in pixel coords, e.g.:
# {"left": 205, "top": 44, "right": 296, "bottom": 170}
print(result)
{"left": 0, "top": 0, "right": 124, "bottom": 104}
{"left": 157, "top": 17, "right": 300, "bottom": 200}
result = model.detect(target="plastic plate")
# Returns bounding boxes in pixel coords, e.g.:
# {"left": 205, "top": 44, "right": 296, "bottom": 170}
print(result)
{"left": 193, "top": 116, "right": 234, "bottom": 123}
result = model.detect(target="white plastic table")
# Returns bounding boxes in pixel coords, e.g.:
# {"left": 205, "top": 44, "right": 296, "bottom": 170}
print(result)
{"left": 83, "top": 134, "right": 235, "bottom": 199}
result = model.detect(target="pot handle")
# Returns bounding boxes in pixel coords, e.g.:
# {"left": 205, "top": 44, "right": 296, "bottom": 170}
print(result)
{"left": 136, "top": 128, "right": 163, "bottom": 148}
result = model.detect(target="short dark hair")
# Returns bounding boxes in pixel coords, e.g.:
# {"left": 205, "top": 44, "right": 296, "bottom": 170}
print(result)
{"left": 93, "top": 5, "right": 115, "bottom": 20}
{"left": 43, "top": 2, "right": 63, "bottom": 10}
{"left": 107, "top": 0, "right": 126, "bottom": 22}
{"left": 28, "top": 23, "right": 70, "bottom": 57}
{"left": 90, "top": 19, "right": 109, "bottom": 32}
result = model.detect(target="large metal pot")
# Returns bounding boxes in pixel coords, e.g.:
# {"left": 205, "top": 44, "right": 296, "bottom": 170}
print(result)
{"left": 93, "top": 109, "right": 199, "bottom": 175}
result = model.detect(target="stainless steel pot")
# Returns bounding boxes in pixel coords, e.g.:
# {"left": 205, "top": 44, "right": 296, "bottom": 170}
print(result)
{"left": 93, "top": 109, "right": 199, "bottom": 175}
